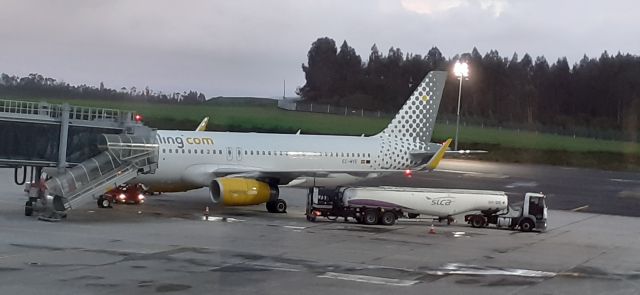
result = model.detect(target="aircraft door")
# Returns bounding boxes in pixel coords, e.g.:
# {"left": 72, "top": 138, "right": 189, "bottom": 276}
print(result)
{"left": 236, "top": 147, "right": 243, "bottom": 161}
{"left": 226, "top": 147, "right": 233, "bottom": 161}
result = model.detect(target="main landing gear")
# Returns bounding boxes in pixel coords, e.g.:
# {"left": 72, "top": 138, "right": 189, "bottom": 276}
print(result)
{"left": 266, "top": 199, "right": 287, "bottom": 213}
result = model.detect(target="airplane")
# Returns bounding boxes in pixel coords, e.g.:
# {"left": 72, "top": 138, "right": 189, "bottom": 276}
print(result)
{"left": 134, "top": 71, "right": 450, "bottom": 214}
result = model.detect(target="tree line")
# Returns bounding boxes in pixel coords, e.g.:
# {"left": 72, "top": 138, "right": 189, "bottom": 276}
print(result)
{"left": 298, "top": 37, "right": 639, "bottom": 138}
{"left": 0, "top": 73, "right": 207, "bottom": 104}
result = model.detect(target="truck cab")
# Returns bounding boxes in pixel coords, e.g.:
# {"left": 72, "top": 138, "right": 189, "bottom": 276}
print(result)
{"left": 522, "top": 192, "right": 548, "bottom": 231}
{"left": 466, "top": 192, "right": 547, "bottom": 232}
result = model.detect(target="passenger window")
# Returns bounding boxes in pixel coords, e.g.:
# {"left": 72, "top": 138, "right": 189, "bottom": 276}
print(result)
{"left": 188, "top": 149, "right": 191, "bottom": 154}
{"left": 162, "top": 149, "right": 166, "bottom": 153}
{"left": 207, "top": 150, "right": 210, "bottom": 154}
{"left": 201, "top": 149, "right": 204, "bottom": 154}
{"left": 268, "top": 151, "right": 271, "bottom": 156}
{"left": 219, "top": 150, "right": 222, "bottom": 154}
{"left": 182, "top": 149, "right": 185, "bottom": 154}
{"left": 175, "top": 149, "right": 179, "bottom": 154}
{"left": 262, "top": 151, "right": 265, "bottom": 155}
{"left": 244, "top": 150, "right": 248, "bottom": 155}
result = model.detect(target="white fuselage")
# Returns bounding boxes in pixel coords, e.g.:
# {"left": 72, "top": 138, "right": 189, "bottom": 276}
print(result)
{"left": 135, "top": 130, "right": 417, "bottom": 192}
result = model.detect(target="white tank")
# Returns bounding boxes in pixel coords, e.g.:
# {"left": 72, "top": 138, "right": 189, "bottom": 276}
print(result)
{"left": 341, "top": 186, "right": 508, "bottom": 217}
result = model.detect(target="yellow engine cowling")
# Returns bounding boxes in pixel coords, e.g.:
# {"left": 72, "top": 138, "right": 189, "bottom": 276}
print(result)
{"left": 209, "top": 178, "right": 278, "bottom": 206}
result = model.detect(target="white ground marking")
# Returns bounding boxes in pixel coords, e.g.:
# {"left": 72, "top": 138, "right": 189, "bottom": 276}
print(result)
{"left": 318, "top": 272, "right": 419, "bottom": 286}
{"left": 505, "top": 181, "right": 538, "bottom": 188}
{"left": 571, "top": 205, "right": 589, "bottom": 212}
{"left": 425, "top": 263, "right": 556, "bottom": 278}
{"left": 283, "top": 225, "right": 307, "bottom": 230}
{"left": 202, "top": 216, "right": 244, "bottom": 222}
{"left": 610, "top": 178, "right": 640, "bottom": 184}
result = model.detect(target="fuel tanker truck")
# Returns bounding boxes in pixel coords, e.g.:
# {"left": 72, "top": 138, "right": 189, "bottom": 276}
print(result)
{"left": 305, "top": 186, "right": 509, "bottom": 226}
{"left": 306, "top": 186, "right": 547, "bottom": 231}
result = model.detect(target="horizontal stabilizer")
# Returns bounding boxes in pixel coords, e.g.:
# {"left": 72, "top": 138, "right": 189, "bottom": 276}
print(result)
{"left": 417, "top": 138, "right": 452, "bottom": 171}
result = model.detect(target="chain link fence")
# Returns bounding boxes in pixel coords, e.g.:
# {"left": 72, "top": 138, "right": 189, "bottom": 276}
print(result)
{"left": 277, "top": 99, "right": 392, "bottom": 118}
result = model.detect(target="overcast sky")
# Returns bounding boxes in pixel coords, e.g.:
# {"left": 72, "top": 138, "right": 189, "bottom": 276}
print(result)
{"left": 1, "top": 0, "right": 638, "bottom": 97}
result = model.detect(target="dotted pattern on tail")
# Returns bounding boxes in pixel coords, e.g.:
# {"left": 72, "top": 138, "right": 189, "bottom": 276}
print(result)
{"left": 375, "top": 71, "right": 447, "bottom": 170}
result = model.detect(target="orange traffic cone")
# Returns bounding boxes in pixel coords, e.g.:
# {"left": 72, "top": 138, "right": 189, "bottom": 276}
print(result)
{"left": 204, "top": 206, "right": 210, "bottom": 221}
{"left": 429, "top": 224, "right": 436, "bottom": 234}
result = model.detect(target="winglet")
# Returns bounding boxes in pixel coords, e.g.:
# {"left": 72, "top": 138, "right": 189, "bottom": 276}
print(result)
{"left": 424, "top": 138, "right": 452, "bottom": 170}
{"left": 196, "top": 117, "right": 209, "bottom": 131}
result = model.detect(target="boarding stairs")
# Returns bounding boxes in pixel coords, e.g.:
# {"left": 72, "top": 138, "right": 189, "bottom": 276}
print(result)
{"left": 35, "top": 134, "right": 158, "bottom": 221}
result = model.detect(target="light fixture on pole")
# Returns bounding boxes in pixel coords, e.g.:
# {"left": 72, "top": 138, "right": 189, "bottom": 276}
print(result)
{"left": 453, "top": 61, "right": 469, "bottom": 151}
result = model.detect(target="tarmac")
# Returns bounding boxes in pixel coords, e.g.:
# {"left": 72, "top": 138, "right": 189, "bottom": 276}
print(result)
{"left": 1, "top": 160, "right": 640, "bottom": 294}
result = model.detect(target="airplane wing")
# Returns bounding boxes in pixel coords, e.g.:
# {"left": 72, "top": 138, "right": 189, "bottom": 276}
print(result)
{"left": 195, "top": 117, "right": 209, "bottom": 131}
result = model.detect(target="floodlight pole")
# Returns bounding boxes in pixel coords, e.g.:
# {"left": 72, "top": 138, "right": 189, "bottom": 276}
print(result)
{"left": 455, "top": 76, "right": 463, "bottom": 151}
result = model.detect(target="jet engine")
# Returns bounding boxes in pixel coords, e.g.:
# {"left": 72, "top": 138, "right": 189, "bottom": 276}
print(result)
{"left": 209, "top": 178, "right": 278, "bottom": 206}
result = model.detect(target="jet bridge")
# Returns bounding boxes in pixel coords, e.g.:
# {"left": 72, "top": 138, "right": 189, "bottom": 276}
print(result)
{"left": 0, "top": 99, "right": 159, "bottom": 221}
{"left": 32, "top": 134, "right": 158, "bottom": 220}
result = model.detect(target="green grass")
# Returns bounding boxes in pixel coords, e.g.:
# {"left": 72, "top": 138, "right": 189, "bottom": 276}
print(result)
{"left": 433, "top": 124, "right": 639, "bottom": 155}
{"left": 6, "top": 96, "right": 639, "bottom": 156}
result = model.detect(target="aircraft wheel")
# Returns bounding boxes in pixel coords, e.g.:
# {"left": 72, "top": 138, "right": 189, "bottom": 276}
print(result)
{"left": 265, "top": 201, "right": 275, "bottom": 212}
{"left": 520, "top": 219, "right": 534, "bottom": 232}
{"left": 407, "top": 213, "right": 419, "bottom": 219}
{"left": 363, "top": 209, "right": 379, "bottom": 225}
{"left": 25, "top": 201, "right": 34, "bottom": 216}
{"left": 380, "top": 211, "right": 396, "bottom": 226}
{"left": 273, "top": 199, "right": 287, "bottom": 213}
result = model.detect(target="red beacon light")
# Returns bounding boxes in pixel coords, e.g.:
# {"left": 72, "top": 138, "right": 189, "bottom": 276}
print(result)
{"left": 134, "top": 114, "right": 143, "bottom": 123}
{"left": 404, "top": 169, "right": 413, "bottom": 178}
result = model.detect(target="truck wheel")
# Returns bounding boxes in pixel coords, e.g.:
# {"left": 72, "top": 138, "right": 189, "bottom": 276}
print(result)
{"left": 380, "top": 212, "right": 396, "bottom": 226}
{"left": 25, "top": 201, "right": 34, "bottom": 216}
{"left": 407, "top": 213, "right": 419, "bottom": 219}
{"left": 470, "top": 215, "right": 485, "bottom": 228}
{"left": 363, "top": 210, "right": 379, "bottom": 225}
{"left": 520, "top": 219, "right": 534, "bottom": 232}
{"left": 306, "top": 214, "right": 316, "bottom": 222}
{"left": 97, "top": 196, "right": 112, "bottom": 209}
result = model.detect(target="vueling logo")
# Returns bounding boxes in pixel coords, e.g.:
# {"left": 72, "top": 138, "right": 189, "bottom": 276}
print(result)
{"left": 156, "top": 134, "right": 214, "bottom": 148}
